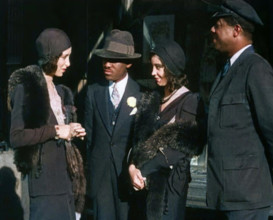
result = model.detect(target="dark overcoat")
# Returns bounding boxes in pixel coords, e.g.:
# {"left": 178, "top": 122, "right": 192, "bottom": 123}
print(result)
{"left": 207, "top": 46, "right": 273, "bottom": 210}
{"left": 84, "top": 77, "right": 141, "bottom": 217}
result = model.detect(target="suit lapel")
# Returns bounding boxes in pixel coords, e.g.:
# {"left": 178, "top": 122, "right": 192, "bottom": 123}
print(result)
{"left": 209, "top": 72, "right": 222, "bottom": 98}
{"left": 94, "top": 84, "right": 112, "bottom": 135}
{"left": 209, "top": 46, "right": 255, "bottom": 98}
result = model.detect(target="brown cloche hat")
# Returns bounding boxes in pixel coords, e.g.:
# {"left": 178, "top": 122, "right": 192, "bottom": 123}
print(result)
{"left": 36, "top": 28, "right": 71, "bottom": 64}
{"left": 94, "top": 29, "right": 141, "bottom": 59}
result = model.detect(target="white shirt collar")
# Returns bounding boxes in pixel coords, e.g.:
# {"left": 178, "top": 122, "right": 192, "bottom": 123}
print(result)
{"left": 230, "top": 44, "right": 252, "bottom": 66}
{"left": 109, "top": 74, "right": 128, "bottom": 99}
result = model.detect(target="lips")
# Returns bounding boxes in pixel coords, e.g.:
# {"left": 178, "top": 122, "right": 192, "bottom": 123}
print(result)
{"left": 104, "top": 69, "right": 112, "bottom": 75}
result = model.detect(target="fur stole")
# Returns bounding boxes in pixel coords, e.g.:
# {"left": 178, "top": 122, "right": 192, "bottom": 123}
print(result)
{"left": 8, "top": 65, "right": 86, "bottom": 212}
{"left": 131, "top": 91, "right": 204, "bottom": 168}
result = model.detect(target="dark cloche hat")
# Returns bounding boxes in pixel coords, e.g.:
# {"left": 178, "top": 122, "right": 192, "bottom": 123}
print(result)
{"left": 151, "top": 40, "right": 186, "bottom": 77}
{"left": 36, "top": 28, "right": 71, "bottom": 64}
{"left": 94, "top": 29, "right": 141, "bottom": 59}
{"left": 211, "top": 0, "right": 263, "bottom": 26}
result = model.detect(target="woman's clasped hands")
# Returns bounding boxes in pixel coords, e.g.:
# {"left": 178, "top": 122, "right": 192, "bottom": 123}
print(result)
{"left": 129, "top": 164, "right": 146, "bottom": 191}
{"left": 55, "top": 123, "right": 86, "bottom": 141}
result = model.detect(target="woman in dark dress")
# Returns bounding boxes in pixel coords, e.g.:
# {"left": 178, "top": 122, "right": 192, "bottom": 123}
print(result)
{"left": 129, "top": 40, "right": 205, "bottom": 220}
{"left": 8, "top": 28, "right": 86, "bottom": 220}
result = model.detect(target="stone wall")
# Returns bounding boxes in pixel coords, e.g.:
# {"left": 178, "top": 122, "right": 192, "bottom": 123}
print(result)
{"left": 0, "top": 150, "right": 29, "bottom": 220}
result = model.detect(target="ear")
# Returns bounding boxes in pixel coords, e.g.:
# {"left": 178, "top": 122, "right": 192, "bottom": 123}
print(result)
{"left": 233, "top": 24, "right": 242, "bottom": 37}
{"left": 126, "top": 63, "right": 132, "bottom": 69}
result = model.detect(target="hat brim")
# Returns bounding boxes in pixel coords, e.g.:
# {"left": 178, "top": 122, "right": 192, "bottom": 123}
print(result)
{"left": 212, "top": 11, "right": 234, "bottom": 19}
{"left": 94, "top": 49, "right": 141, "bottom": 59}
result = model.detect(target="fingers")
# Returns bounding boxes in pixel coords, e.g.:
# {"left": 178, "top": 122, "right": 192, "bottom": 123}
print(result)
{"left": 129, "top": 165, "right": 146, "bottom": 190}
{"left": 69, "top": 123, "right": 86, "bottom": 140}
{"left": 132, "top": 177, "right": 145, "bottom": 190}
{"left": 56, "top": 123, "right": 86, "bottom": 141}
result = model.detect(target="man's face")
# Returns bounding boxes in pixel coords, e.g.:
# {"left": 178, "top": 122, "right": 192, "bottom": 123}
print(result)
{"left": 210, "top": 18, "right": 234, "bottom": 54}
{"left": 102, "top": 58, "right": 132, "bottom": 82}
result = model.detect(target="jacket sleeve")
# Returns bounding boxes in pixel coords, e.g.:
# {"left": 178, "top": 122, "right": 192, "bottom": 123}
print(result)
{"left": 84, "top": 85, "right": 94, "bottom": 149}
{"left": 247, "top": 59, "right": 273, "bottom": 171}
{"left": 10, "top": 84, "right": 56, "bottom": 148}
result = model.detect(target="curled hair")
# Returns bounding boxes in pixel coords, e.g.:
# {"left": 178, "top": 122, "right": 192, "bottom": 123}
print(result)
{"left": 223, "top": 16, "right": 255, "bottom": 40}
{"left": 38, "top": 54, "right": 61, "bottom": 75}
{"left": 164, "top": 67, "right": 188, "bottom": 93}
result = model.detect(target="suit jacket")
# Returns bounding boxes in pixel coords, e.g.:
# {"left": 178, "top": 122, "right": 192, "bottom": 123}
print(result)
{"left": 85, "top": 76, "right": 141, "bottom": 198}
{"left": 207, "top": 46, "right": 273, "bottom": 210}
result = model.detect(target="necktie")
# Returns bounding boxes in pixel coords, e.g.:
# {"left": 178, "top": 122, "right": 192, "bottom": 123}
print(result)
{"left": 111, "top": 83, "right": 120, "bottom": 109}
{"left": 220, "top": 60, "right": 231, "bottom": 79}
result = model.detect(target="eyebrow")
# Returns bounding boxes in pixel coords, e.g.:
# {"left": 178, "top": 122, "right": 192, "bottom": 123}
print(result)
{"left": 61, "top": 53, "right": 70, "bottom": 58}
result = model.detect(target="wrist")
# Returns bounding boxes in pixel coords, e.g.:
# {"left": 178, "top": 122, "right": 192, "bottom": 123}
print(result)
{"left": 55, "top": 125, "right": 60, "bottom": 139}
{"left": 129, "top": 164, "right": 136, "bottom": 171}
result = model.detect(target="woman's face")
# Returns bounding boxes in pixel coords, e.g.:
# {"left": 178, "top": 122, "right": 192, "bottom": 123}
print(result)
{"left": 151, "top": 54, "right": 167, "bottom": 87}
{"left": 55, "top": 47, "right": 72, "bottom": 77}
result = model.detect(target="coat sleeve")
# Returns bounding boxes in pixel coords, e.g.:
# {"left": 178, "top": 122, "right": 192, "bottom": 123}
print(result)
{"left": 84, "top": 85, "right": 94, "bottom": 150}
{"left": 247, "top": 59, "right": 273, "bottom": 172}
{"left": 10, "top": 84, "right": 56, "bottom": 148}
{"left": 140, "top": 148, "right": 187, "bottom": 176}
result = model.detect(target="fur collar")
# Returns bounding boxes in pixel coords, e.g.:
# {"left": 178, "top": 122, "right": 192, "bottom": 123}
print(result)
{"left": 8, "top": 65, "right": 75, "bottom": 126}
{"left": 8, "top": 65, "right": 50, "bottom": 127}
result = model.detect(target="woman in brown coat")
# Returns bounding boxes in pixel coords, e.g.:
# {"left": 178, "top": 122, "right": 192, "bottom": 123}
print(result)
{"left": 8, "top": 28, "right": 86, "bottom": 220}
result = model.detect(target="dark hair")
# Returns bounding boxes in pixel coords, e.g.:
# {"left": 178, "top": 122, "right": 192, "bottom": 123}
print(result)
{"left": 39, "top": 54, "right": 60, "bottom": 75}
{"left": 223, "top": 16, "right": 255, "bottom": 40}
{"left": 163, "top": 61, "right": 188, "bottom": 93}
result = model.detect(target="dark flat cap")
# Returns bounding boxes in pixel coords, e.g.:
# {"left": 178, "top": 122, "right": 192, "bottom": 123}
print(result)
{"left": 212, "top": 0, "right": 263, "bottom": 25}
{"left": 94, "top": 29, "right": 141, "bottom": 59}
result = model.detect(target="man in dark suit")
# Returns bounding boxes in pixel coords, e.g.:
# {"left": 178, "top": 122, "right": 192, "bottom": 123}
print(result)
{"left": 206, "top": 0, "right": 273, "bottom": 219}
{"left": 84, "top": 29, "right": 141, "bottom": 220}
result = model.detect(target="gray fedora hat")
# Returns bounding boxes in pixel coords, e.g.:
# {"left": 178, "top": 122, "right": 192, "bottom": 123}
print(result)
{"left": 94, "top": 29, "right": 141, "bottom": 59}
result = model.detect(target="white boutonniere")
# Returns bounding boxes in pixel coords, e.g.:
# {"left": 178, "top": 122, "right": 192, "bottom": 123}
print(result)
{"left": 127, "top": 96, "right": 137, "bottom": 115}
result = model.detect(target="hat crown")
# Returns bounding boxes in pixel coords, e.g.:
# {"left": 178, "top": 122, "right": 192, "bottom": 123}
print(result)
{"left": 104, "top": 30, "right": 135, "bottom": 55}
{"left": 94, "top": 29, "right": 141, "bottom": 59}
{"left": 214, "top": 0, "right": 263, "bottom": 25}
{"left": 36, "top": 28, "right": 71, "bottom": 61}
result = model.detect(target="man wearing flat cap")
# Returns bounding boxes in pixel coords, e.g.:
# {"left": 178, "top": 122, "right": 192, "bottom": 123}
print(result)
{"left": 84, "top": 29, "right": 142, "bottom": 219}
{"left": 206, "top": 0, "right": 273, "bottom": 219}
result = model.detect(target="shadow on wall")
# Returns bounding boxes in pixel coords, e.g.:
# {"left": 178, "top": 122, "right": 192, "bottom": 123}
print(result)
{"left": 0, "top": 166, "right": 24, "bottom": 220}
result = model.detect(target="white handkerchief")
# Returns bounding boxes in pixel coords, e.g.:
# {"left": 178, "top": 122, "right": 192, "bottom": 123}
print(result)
{"left": 129, "top": 107, "right": 137, "bottom": 115}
